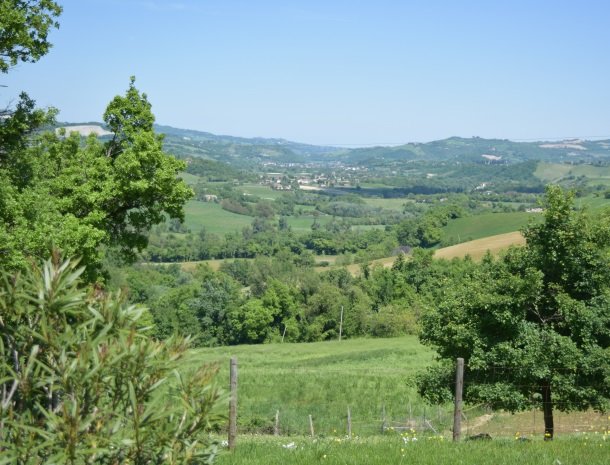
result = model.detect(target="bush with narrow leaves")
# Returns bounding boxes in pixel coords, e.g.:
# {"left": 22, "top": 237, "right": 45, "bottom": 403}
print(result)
{"left": 0, "top": 256, "right": 223, "bottom": 464}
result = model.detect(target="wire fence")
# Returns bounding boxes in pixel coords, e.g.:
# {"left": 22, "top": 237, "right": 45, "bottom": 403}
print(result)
{"left": 226, "top": 358, "right": 610, "bottom": 440}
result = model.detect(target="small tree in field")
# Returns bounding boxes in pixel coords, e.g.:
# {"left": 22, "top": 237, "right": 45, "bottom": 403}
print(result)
{"left": 0, "top": 256, "right": 224, "bottom": 464}
{"left": 418, "top": 186, "right": 610, "bottom": 439}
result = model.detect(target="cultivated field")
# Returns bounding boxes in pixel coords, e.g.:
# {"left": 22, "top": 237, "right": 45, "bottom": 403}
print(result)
{"left": 435, "top": 231, "right": 525, "bottom": 261}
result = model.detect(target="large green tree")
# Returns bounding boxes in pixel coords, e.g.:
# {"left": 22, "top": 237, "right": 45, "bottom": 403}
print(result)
{"left": 0, "top": 78, "right": 193, "bottom": 280}
{"left": 1, "top": 2, "right": 191, "bottom": 281}
{"left": 418, "top": 186, "right": 610, "bottom": 439}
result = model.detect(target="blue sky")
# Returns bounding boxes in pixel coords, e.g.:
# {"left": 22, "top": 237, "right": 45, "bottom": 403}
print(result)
{"left": 4, "top": 0, "right": 610, "bottom": 146}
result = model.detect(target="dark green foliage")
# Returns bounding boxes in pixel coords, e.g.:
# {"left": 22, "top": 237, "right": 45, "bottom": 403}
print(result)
{"left": 0, "top": 257, "right": 223, "bottom": 464}
{"left": 418, "top": 186, "right": 610, "bottom": 439}
{"left": 395, "top": 203, "right": 465, "bottom": 248}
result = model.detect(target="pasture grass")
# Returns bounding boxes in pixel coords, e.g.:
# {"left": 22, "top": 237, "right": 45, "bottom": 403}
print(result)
{"left": 183, "top": 200, "right": 253, "bottom": 234}
{"left": 535, "top": 162, "right": 610, "bottom": 184}
{"left": 216, "top": 434, "right": 610, "bottom": 465}
{"left": 189, "top": 337, "right": 437, "bottom": 436}
{"left": 534, "top": 162, "right": 574, "bottom": 182}
{"left": 179, "top": 171, "right": 203, "bottom": 185}
{"left": 240, "top": 184, "right": 284, "bottom": 200}
{"left": 441, "top": 212, "right": 541, "bottom": 243}
{"left": 576, "top": 194, "right": 610, "bottom": 211}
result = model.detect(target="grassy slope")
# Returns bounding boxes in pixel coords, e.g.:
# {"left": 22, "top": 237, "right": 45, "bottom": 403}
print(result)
{"left": 534, "top": 162, "right": 573, "bottom": 182}
{"left": 184, "top": 200, "right": 253, "bottom": 234}
{"left": 441, "top": 212, "right": 541, "bottom": 243}
{"left": 240, "top": 183, "right": 285, "bottom": 200}
{"left": 535, "top": 162, "right": 610, "bottom": 184}
{"left": 576, "top": 194, "right": 610, "bottom": 211}
{"left": 189, "top": 337, "right": 436, "bottom": 436}
{"left": 179, "top": 172, "right": 202, "bottom": 185}
{"left": 287, "top": 215, "right": 333, "bottom": 232}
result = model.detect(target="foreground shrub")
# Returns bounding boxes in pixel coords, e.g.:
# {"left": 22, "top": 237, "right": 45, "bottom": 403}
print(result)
{"left": 0, "top": 256, "right": 223, "bottom": 464}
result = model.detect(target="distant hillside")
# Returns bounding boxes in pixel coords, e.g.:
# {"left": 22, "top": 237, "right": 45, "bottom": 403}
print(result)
{"left": 344, "top": 136, "right": 610, "bottom": 165}
{"left": 56, "top": 123, "right": 610, "bottom": 167}
{"left": 156, "top": 124, "right": 344, "bottom": 166}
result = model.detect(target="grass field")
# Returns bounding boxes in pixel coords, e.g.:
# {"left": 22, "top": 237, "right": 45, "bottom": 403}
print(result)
{"left": 441, "top": 212, "right": 540, "bottom": 243}
{"left": 184, "top": 200, "right": 253, "bottom": 234}
{"left": 198, "top": 335, "right": 609, "bottom": 465}
{"left": 576, "top": 194, "right": 610, "bottom": 211}
{"left": 287, "top": 215, "right": 333, "bottom": 232}
{"left": 240, "top": 184, "right": 285, "bottom": 200}
{"left": 535, "top": 162, "right": 610, "bottom": 186}
{"left": 179, "top": 171, "right": 203, "bottom": 185}
{"left": 362, "top": 198, "right": 408, "bottom": 211}
{"left": 216, "top": 435, "right": 610, "bottom": 465}
{"left": 189, "top": 337, "right": 438, "bottom": 437}
{"left": 534, "top": 162, "right": 573, "bottom": 182}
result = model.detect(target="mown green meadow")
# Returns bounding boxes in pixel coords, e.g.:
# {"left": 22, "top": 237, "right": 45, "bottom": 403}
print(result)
{"left": 240, "top": 183, "right": 286, "bottom": 200}
{"left": 184, "top": 200, "right": 253, "bottom": 234}
{"left": 216, "top": 435, "right": 610, "bottom": 465}
{"left": 441, "top": 211, "right": 541, "bottom": 243}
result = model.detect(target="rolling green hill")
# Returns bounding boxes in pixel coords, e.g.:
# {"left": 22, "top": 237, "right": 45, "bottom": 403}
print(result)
{"left": 59, "top": 122, "right": 610, "bottom": 168}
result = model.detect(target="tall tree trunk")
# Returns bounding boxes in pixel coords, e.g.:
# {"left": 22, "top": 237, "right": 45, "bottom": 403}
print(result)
{"left": 542, "top": 383, "right": 554, "bottom": 440}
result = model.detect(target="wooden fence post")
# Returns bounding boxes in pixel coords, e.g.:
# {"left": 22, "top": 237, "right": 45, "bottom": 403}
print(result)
{"left": 338, "top": 306, "right": 344, "bottom": 341}
{"left": 453, "top": 357, "right": 464, "bottom": 441}
{"left": 347, "top": 406, "right": 352, "bottom": 438}
{"left": 309, "top": 414, "right": 315, "bottom": 437}
{"left": 228, "top": 357, "right": 238, "bottom": 450}
{"left": 274, "top": 410, "right": 280, "bottom": 436}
